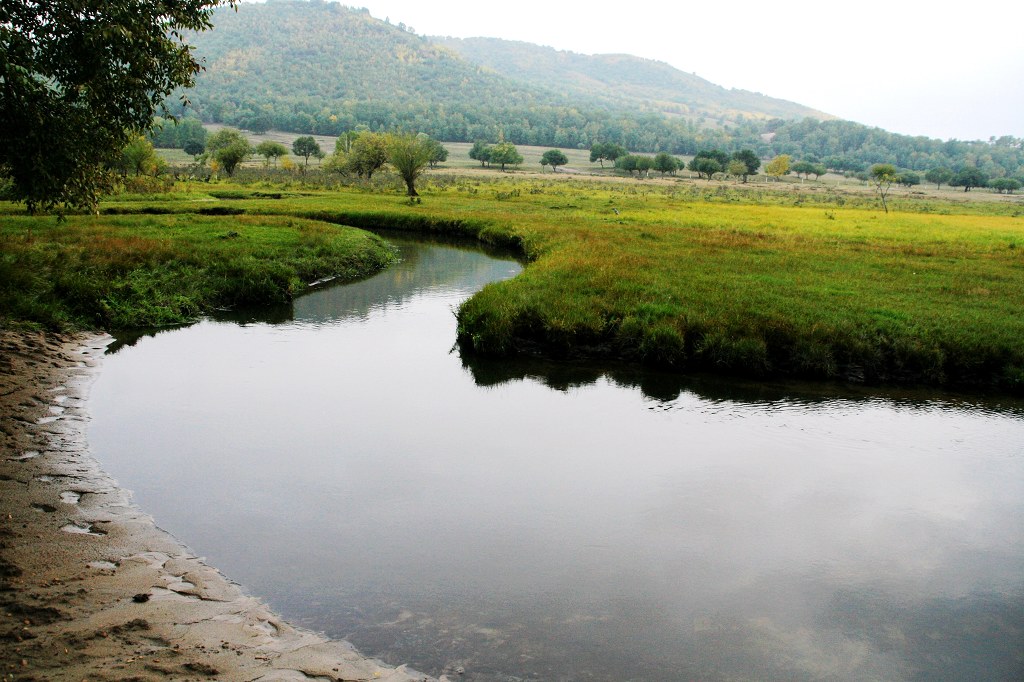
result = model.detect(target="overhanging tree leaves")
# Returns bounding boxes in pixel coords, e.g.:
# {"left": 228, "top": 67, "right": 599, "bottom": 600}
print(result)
{"left": 0, "top": 0, "right": 236, "bottom": 212}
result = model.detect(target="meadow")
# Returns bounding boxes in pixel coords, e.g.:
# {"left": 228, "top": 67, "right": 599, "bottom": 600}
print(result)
{"left": 3, "top": 170, "right": 1022, "bottom": 392}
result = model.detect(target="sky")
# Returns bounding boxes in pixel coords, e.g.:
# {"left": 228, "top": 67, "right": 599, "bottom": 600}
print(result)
{"left": 341, "top": 0, "right": 1023, "bottom": 142}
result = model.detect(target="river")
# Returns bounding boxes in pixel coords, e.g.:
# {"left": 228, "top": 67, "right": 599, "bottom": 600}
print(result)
{"left": 89, "top": 234, "right": 1024, "bottom": 681}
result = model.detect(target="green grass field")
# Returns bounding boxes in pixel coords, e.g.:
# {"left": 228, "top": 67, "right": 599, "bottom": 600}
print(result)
{"left": 3, "top": 171, "right": 1022, "bottom": 392}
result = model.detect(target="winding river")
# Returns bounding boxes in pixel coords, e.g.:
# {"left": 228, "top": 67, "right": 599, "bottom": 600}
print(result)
{"left": 90, "top": 234, "right": 1024, "bottom": 681}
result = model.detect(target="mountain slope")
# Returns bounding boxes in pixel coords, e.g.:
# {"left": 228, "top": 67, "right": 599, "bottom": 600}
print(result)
{"left": 176, "top": 0, "right": 828, "bottom": 152}
{"left": 433, "top": 37, "right": 833, "bottom": 125}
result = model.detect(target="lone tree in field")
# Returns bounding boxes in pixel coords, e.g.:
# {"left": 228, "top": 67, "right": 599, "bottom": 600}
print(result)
{"left": 990, "top": 177, "right": 1021, "bottom": 194}
{"left": 0, "top": 0, "right": 235, "bottom": 212}
{"left": 292, "top": 136, "right": 323, "bottom": 171}
{"left": 870, "top": 163, "right": 898, "bottom": 213}
{"left": 541, "top": 149, "right": 569, "bottom": 172}
{"left": 206, "top": 128, "right": 252, "bottom": 177}
{"left": 256, "top": 141, "right": 288, "bottom": 168}
{"left": 388, "top": 133, "right": 434, "bottom": 197}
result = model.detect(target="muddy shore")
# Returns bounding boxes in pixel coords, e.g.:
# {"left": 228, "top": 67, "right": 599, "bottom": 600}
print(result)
{"left": 0, "top": 330, "right": 436, "bottom": 682}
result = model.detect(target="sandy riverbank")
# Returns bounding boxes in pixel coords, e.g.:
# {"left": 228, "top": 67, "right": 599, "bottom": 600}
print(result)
{"left": 0, "top": 330, "right": 436, "bottom": 681}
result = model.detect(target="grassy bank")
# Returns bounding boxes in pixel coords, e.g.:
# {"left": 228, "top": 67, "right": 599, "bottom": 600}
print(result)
{"left": 0, "top": 213, "right": 396, "bottom": 330}
{"left": 4, "top": 173, "right": 1022, "bottom": 392}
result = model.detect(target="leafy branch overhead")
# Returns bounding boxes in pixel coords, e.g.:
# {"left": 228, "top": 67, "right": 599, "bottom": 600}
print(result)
{"left": 0, "top": 0, "right": 237, "bottom": 211}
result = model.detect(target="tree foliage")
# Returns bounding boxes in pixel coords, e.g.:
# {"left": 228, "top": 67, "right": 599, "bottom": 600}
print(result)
{"left": 870, "top": 163, "right": 898, "bottom": 212}
{"left": 924, "top": 167, "right": 953, "bottom": 189}
{"left": 765, "top": 155, "right": 791, "bottom": 180}
{"left": 730, "top": 149, "right": 760, "bottom": 182}
{"left": 541, "top": 149, "right": 569, "bottom": 172}
{"left": 689, "top": 157, "right": 722, "bottom": 180}
{"left": 255, "top": 141, "right": 288, "bottom": 167}
{"left": 0, "top": 0, "right": 235, "bottom": 211}
{"left": 388, "top": 133, "right": 434, "bottom": 196}
{"left": 205, "top": 127, "right": 252, "bottom": 176}
{"left": 653, "top": 152, "right": 679, "bottom": 175}
{"left": 347, "top": 132, "right": 390, "bottom": 178}
{"left": 590, "top": 142, "right": 627, "bottom": 167}
{"left": 949, "top": 167, "right": 988, "bottom": 192}
{"left": 488, "top": 142, "right": 523, "bottom": 170}
{"left": 292, "top": 136, "right": 323, "bottom": 170}
{"left": 990, "top": 177, "right": 1021, "bottom": 194}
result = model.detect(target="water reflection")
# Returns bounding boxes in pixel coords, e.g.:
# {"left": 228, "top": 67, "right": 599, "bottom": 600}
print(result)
{"left": 89, "top": 236, "right": 1024, "bottom": 681}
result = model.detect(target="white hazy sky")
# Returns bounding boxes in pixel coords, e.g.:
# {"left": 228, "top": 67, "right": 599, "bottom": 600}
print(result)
{"left": 338, "top": 0, "right": 1023, "bottom": 141}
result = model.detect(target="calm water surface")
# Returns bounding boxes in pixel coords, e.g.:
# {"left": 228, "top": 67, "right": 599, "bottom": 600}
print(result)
{"left": 90, "top": 236, "right": 1024, "bottom": 681}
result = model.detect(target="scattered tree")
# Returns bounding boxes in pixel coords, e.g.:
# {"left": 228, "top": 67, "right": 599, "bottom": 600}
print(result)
{"left": 989, "top": 177, "right": 1021, "bottom": 194}
{"left": 616, "top": 155, "right": 639, "bottom": 176}
{"left": 388, "top": 133, "right": 434, "bottom": 196}
{"left": 425, "top": 138, "right": 449, "bottom": 168}
{"left": 727, "top": 160, "right": 748, "bottom": 179}
{"left": 730, "top": 149, "right": 760, "bottom": 183}
{"left": 347, "top": 132, "right": 390, "bottom": 178}
{"left": 488, "top": 142, "right": 523, "bottom": 171}
{"left": 653, "top": 152, "right": 679, "bottom": 175}
{"left": 924, "top": 167, "right": 953, "bottom": 189}
{"left": 688, "top": 157, "right": 722, "bottom": 180}
{"left": 292, "top": 136, "right": 323, "bottom": 170}
{"left": 255, "top": 141, "right": 288, "bottom": 168}
{"left": 0, "top": 0, "right": 235, "bottom": 211}
{"left": 541, "top": 149, "right": 569, "bottom": 172}
{"left": 184, "top": 140, "right": 206, "bottom": 158}
{"left": 206, "top": 128, "right": 252, "bottom": 176}
{"left": 635, "top": 155, "right": 655, "bottom": 178}
{"left": 896, "top": 171, "right": 921, "bottom": 188}
{"left": 469, "top": 140, "right": 492, "bottom": 166}
{"left": 765, "top": 155, "right": 792, "bottom": 181}
{"left": 590, "top": 142, "right": 627, "bottom": 167}
{"left": 949, "top": 167, "right": 988, "bottom": 192}
{"left": 117, "top": 135, "right": 162, "bottom": 177}
{"left": 869, "top": 163, "right": 898, "bottom": 212}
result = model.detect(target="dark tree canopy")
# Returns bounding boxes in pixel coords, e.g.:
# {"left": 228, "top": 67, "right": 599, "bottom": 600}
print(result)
{"left": 488, "top": 142, "right": 523, "bottom": 170}
{"left": 950, "top": 167, "right": 988, "bottom": 192}
{"left": 731, "top": 149, "right": 760, "bottom": 181}
{"left": 0, "top": 0, "right": 235, "bottom": 211}
{"left": 653, "top": 152, "right": 679, "bottom": 175}
{"left": 541, "top": 149, "right": 569, "bottom": 171}
{"left": 292, "top": 136, "right": 323, "bottom": 169}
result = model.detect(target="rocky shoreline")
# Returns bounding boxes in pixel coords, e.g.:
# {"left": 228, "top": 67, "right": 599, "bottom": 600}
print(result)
{"left": 0, "top": 330, "right": 435, "bottom": 681}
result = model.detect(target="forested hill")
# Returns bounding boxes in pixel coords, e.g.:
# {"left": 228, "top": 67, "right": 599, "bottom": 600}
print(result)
{"left": 176, "top": 0, "right": 821, "bottom": 151}
{"left": 175, "top": 0, "right": 1024, "bottom": 176}
{"left": 434, "top": 37, "right": 832, "bottom": 125}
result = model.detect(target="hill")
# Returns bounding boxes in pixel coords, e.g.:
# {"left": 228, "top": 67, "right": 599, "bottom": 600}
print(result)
{"left": 434, "top": 37, "right": 832, "bottom": 126}
{"left": 176, "top": 0, "right": 820, "bottom": 153}
{"left": 172, "top": 0, "right": 1024, "bottom": 177}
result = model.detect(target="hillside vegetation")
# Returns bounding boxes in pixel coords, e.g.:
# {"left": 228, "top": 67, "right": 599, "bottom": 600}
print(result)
{"left": 436, "top": 37, "right": 831, "bottom": 125}
{"left": 171, "top": 0, "right": 1024, "bottom": 179}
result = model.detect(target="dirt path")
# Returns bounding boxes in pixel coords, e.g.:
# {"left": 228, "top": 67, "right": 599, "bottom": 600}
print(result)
{"left": 1, "top": 330, "right": 436, "bottom": 681}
